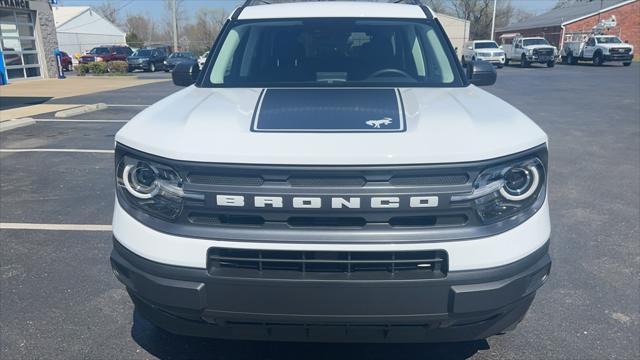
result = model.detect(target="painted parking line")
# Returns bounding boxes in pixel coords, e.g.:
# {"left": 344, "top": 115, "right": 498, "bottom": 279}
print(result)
{"left": 0, "top": 149, "right": 114, "bottom": 153}
{"left": 35, "top": 119, "right": 128, "bottom": 123}
{"left": 0, "top": 223, "right": 112, "bottom": 231}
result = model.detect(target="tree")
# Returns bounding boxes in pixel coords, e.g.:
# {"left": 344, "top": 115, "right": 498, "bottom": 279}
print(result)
{"left": 554, "top": 0, "right": 596, "bottom": 9}
{"left": 126, "top": 32, "right": 144, "bottom": 49}
{"left": 95, "top": 1, "right": 120, "bottom": 25}
{"left": 124, "top": 14, "right": 156, "bottom": 46}
{"left": 182, "top": 8, "right": 227, "bottom": 54}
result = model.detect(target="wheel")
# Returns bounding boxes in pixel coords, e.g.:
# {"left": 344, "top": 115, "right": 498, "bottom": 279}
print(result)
{"left": 497, "top": 64, "right": 504, "bottom": 69}
{"left": 520, "top": 54, "right": 529, "bottom": 68}
{"left": 593, "top": 52, "right": 603, "bottom": 66}
{"left": 567, "top": 53, "right": 575, "bottom": 65}
{"left": 504, "top": 58, "right": 510, "bottom": 65}
{"left": 149, "top": 63, "right": 156, "bottom": 72}
{"left": 547, "top": 60, "right": 555, "bottom": 68}
{"left": 623, "top": 62, "right": 632, "bottom": 67}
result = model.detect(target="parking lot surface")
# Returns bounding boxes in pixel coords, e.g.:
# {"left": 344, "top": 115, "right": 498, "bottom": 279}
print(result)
{"left": 1, "top": 64, "right": 639, "bottom": 359}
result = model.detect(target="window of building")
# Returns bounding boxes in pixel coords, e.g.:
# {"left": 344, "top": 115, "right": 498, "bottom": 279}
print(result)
{"left": 1, "top": 9, "right": 40, "bottom": 80}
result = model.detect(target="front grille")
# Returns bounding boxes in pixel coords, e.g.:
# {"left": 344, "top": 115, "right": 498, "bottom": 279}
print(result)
{"left": 207, "top": 248, "right": 448, "bottom": 280}
{"left": 534, "top": 49, "right": 553, "bottom": 56}
{"left": 610, "top": 48, "right": 631, "bottom": 54}
{"left": 188, "top": 213, "right": 468, "bottom": 228}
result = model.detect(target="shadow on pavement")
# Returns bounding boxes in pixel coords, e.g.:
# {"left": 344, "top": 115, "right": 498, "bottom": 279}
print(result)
{"left": 0, "top": 96, "right": 52, "bottom": 110}
{"left": 131, "top": 311, "right": 489, "bottom": 360}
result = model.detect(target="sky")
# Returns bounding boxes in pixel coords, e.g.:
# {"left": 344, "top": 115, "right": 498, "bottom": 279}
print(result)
{"left": 57, "top": 0, "right": 562, "bottom": 21}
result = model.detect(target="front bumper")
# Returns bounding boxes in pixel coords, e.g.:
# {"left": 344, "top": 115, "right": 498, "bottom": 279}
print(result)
{"left": 477, "top": 56, "right": 505, "bottom": 65}
{"left": 111, "top": 238, "right": 551, "bottom": 342}
{"left": 604, "top": 53, "right": 633, "bottom": 61}
{"left": 526, "top": 55, "right": 557, "bottom": 63}
{"left": 128, "top": 62, "right": 150, "bottom": 71}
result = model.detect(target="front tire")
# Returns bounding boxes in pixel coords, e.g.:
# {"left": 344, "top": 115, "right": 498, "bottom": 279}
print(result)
{"left": 593, "top": 52, "right": 604, "bottom": 66}
{"left": 623, "top": 61, "right": 632, "bottom": 66}
{"left": 547, "top": 60, "right": 555, "bottom": 68}
{"left": 567, "top": 52, "right": 576, "bottom": 65}
{"left": 520, "top": 54, "right": 529, "bottom": 68}
{"left": 504, "top": 58, "right": 510, "bottom": 65}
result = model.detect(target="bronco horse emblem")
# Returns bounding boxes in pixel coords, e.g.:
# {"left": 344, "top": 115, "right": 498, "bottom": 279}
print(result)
{"left": 366, "top": 117, "right": 393, "bottom": 128}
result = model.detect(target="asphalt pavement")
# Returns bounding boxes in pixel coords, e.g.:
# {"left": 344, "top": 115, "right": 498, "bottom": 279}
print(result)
{"left": 1, "top": 63, "right": 639, "bottom": 359}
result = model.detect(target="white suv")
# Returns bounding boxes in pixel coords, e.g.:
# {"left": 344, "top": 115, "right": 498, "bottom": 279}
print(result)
{"left": 111, "top": 0, "right": 551, "bottom": 343}
{"left": 462, "top": 40, "right": 506, "bottom": 68}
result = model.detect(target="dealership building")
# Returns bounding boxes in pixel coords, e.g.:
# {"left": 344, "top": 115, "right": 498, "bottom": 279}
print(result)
{"left": 495, "top": 0, "right": 639, "bottom": 58}
{"left": 1, "top": 0, "right": 58, "bottom": 81}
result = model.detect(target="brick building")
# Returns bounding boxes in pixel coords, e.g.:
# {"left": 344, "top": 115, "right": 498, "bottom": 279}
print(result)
{"left": 495, "top": 0, "right": 639, "bottom": 59}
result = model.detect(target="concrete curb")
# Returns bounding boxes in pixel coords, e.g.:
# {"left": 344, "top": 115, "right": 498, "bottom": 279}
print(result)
{"left": 54, "top": 103, "right": 108, "bottom": 118}
{"left": 0, "top": 118, "right": 36, "bottom": 132}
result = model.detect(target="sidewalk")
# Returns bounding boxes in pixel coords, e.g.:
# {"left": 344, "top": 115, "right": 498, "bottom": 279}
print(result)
{"left": 0, "top": 76, "right": 166, "bottom": 120}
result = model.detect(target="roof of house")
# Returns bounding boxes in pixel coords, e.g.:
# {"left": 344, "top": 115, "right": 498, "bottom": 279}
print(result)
{"left": 497, "top": 0, "right": 635, "bottom": 32}
{"left": 52, "top": 6, "right": 91, "bottom": 27}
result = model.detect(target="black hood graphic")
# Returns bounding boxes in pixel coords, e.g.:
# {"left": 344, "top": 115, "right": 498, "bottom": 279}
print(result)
{"left": 251, "top": 88, "right": 406, "bottom": 133}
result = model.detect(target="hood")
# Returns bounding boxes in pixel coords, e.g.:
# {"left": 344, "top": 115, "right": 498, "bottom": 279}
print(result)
{"left": 116, "top": 86, "right": 547, "bottom": 165}
{"left": 524, "top": 44, "right": 556, "bottom": 51}
{"left": 166, "top": 57, "right": 188, "bottom": 64}
{"left": 598, "top": 43, "right": 633, "bottom": 50}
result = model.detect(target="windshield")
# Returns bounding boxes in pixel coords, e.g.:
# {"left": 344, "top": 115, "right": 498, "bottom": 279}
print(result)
{"left": 89, "top": 47, "right": 110, "bottom": 55}
{"left": 596, "top": 36, "right": 622, "bottom": 44}
{"left": 133, "top": 49, "right": 153, "bottom": 57}
{"left": 204, "top": 19, "right": 461, "bottom": 87}
{"left": 523, "top": 38, "right": 549, "bottom": 46}
{"left": 170, "top": 52, "right": 192, "bottom": 59}
{"left": 475, "top": 42, "right": 498, "bottom": 49}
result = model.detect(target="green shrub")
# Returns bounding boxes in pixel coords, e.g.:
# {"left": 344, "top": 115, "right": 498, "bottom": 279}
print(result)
{"left": 88, "top": 62, "right": 108, "bottom": 75}
{"left": 76, "top": 64, "right": 89, "bottom": 76}
{"left": 107, "top": 61, "right": 128, "bottom": 74}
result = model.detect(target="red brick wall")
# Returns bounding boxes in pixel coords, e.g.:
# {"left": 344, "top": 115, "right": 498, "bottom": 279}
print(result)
{"left": 564, "top": 0, "right": 640, "bottom": 58}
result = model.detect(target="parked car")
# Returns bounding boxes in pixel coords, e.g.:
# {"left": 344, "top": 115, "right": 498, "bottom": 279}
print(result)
{"left": 112, "top": 0, "right": 551, "bottom": 344}
{"left": 60, "top": 51, "right": 72, "bottom": 71}
{"left": 461, "top": 40, "right": 505, "bottom": 68}
{"left": 163, "top": 51, "right": 197, "bottom": 72}
{"left": 500, "top": 34, "right": 558, "bottom": 68}
{"left": 198, "top": 51, "right": 209, "bottom": 68}
{"left": 127, "top": 48, "right": 167, "bottom": 72}
{"left": 562, "top": 34, "right": 633, "bottom": 66}
{"left": 79, "top": 45, "right": 133, "bottom": 64}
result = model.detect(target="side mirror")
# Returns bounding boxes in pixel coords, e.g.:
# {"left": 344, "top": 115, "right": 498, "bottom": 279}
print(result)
{"left": 467, "top": 60, "right": 497, "bottom": 87}
{"left": 172, "top": 61, "right": 200, "bottom": 87}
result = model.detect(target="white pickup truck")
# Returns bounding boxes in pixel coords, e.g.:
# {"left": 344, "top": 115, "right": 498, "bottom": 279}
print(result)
{"left": 562, "top": 34, "right": 633, "bottom": 66}
{"left": 500, "top": 34, "right": 558, "bottom": 68}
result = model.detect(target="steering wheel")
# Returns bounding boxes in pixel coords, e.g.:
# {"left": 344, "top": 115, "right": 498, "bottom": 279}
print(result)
{"left": 367, "top": 68, "right": 413, "bottom": 80}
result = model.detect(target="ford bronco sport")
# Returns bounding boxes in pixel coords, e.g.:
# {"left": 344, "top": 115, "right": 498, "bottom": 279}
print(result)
{"left": 111, "top": 0, "right": 551, "bottom": 343}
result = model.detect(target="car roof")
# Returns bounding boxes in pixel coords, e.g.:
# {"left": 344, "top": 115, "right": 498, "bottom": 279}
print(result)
{"left": 473, "top": 40, "right": 497, "bottom": 43}
{"left": 238, "top": 1, "right": 429, "bottom": 20}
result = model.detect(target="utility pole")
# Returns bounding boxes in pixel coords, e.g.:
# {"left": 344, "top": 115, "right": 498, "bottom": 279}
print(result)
{"left": 490, "top": 0, "right": 497, "bottom": 40}
{"left": 172, "top": 0, "right": 178, "bottom": 52}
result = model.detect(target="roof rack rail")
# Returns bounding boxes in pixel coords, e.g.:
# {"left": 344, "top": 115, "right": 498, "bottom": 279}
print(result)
{"left": 242, "top": 0, "right": 427, "bottom": 7}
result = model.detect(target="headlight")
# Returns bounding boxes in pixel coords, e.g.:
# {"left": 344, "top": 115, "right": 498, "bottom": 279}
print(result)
{"left": 451, "top": 156, "right": 546, "bottom": 224}
{"left": 526, "top": 49, "right": 533, "bottom": 55}
{"left": 96, "top": 57, "right": 104, "bottom": 62}
{"left": 117, "top": 154, "right": 185, "bottom": 220}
